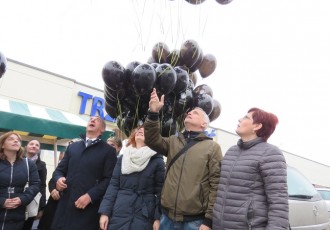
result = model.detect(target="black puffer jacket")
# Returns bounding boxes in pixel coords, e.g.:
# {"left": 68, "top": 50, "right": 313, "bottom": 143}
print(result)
{"left": 0, "top": 158, "right": 40, "bottom": 230}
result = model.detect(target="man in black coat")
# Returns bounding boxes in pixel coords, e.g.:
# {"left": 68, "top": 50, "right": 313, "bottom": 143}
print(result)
{"left": 51, "top": 116, "right": 117, "bottom": 230}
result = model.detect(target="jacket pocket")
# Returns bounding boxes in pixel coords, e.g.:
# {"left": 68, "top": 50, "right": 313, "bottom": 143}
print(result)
{"left": 245, "top": 199, "right": 254, "bottom": 229}
{"left": 142, "top": 195, "right": 156, "bottom": 220}
{"left": 199, "top": 182, "right": 209, "bottom": 211}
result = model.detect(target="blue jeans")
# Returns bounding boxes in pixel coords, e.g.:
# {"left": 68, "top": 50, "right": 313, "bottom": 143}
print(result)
{"left": 159, "top": 214, "right": 203, "bottom": 230}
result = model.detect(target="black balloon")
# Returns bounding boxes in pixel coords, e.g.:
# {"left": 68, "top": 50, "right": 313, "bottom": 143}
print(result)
{"left": 155, "top": 63, "right": 177, "bottom": 95}
{"left": 199, "top": 54, "right": 217, "bottom": 78}
{"left": 166, "top": 49, "right": 181, "bottom": 67}
{"left": 173, "top": 66, "right": 189, "bottom": 95}
{"left": 104, "top": 90, "right": 118, "bottom": 106}
{"left": 161, "top": 117, "right": 177, "bottom": 137}
{"left": 105, "top": 101, "right": 118, "bottom": 119}
{"left": 125, "top": 61, "right": 141, "bottom": 84}
{"left": 180, "top": 40, "right": 202, "bottom": 69}
{"left": 185, "top": 0, "right": 206, "bottom": 4}
{"left": 193, "top": 84, "right": 213, "bottom": 97}
{"left": 0, "top": 52, "right": 7, "bottom": 78}
{"left": 131, "top": 63, "right": 156, "bottom": 95}
{"left": 152, "top": 42, "right": 170, "bottom": 64}
{"left": 105, "top": 85, "right": 126, "bottom": 100}
{"left": 151, "top": 63, "right": 160, "bottom": 70}
{"left": 208, "top": 99, "right": 221, "bottom": 122}
{"left": 162, "top": 94, "right": 176, "bottom": 117}
{"left": 102, "top": 61, "right": 125, "bottom": 91}
{"left": 188, "top": 49, "right": 203, "bottom": 73}
{"left": 215, "top": 0, "right": 233, "bottom": 4}
{"left": 193, "top": 93, "right": 214, "bottom": 115}
{"left": 187, "top": 79, "right": 195, "bottom": 90}
{"left": 120, "top": 113, "right": 139, "bottom": 137}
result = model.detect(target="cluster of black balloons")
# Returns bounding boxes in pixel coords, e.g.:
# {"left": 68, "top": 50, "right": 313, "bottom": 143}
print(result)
{"left": 102, "top": 40, "right": 221, "bottom": 137}
{"left": 0, "top": 52, "right": 7, "bottom": 79}
{"left": 180, "top": 0, "right": 233, "bottom": 5}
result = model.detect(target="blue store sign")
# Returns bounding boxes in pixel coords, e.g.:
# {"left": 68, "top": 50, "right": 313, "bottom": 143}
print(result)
{"left": 78, "top": 91, "right": 115, "bottom": 122}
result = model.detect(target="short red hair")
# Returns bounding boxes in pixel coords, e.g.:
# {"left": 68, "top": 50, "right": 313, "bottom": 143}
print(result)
{"left": 248, "top": 107, "right": 278, "bottom": 141}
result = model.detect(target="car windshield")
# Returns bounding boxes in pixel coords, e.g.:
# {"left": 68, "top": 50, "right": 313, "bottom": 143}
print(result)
{"left": 287, "top": 166, "right": 318, "bottom": 198}
{"left": 318, "top": 190, "right": 330, "bottom": 200}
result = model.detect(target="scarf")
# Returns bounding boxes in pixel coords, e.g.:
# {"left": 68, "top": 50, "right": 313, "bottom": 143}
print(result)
{"left": 28, "top": 154, "right": 39, "bottom": 163}
{"left": 121, "top": 146, "right": 157, "bottom": 174}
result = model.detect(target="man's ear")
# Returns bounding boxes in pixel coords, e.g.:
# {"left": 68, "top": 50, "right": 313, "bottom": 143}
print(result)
{"left": 201, "top": 122, "right": 207, "bottom": 130}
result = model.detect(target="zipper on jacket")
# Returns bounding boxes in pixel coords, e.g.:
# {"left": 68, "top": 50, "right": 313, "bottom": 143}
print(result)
{"left": 2, "top": 163, "right": 14, "bottom": 230}
{"left": 173, "top": 153, "right": 187, "bottom": 219}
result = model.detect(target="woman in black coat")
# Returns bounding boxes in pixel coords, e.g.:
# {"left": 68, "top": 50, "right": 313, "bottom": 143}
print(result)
{"left": 0, "top": 132, "right": 40, "bottom": 230}
{"left": 38, "top": 178, "right": 62, "bottom": 230}
{"left": 23, "top": 139, "right": 47, "bottom": 230}
{"left": 99, "top": 126, "right": 165, "bottom": 230}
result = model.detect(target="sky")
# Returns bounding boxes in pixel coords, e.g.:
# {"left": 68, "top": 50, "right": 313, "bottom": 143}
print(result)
{"left": 1, "top": 0, "right": 330, "bottom": 165}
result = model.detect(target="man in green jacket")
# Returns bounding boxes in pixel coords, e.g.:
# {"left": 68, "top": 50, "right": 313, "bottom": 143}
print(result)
{"left": 144, "top": 88, "right": 223, "bottom": 230}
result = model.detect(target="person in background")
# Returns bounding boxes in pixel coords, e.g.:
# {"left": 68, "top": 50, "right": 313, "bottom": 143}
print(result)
{"left": 37, "top": 178, "right": 60, "bottom": 230}
{"left": 107, "top": 137, "right": 122, "bottom": 156}
{"left": 51, "top": 116, "right": 117, "bottom": 230}
{"left": 145, "top": 88, "right": 223, "bottom": 230}
{"left": 38, "top": 150, "right": 66, "bottom": 230}
{"left": 0, "top": 132, "right": 40, "bottom": 230}
{"left": 212, "top": 107, "right": 289, "bottom": 229}
{"left": 23, "top": 139, "right": 47, "bottom": 230}
{"left": 99, "top": 126, "right": 165, "bottom": 230}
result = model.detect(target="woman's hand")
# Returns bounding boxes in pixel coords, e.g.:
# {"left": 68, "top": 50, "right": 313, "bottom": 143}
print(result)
{"left": 50, "top": 189, "right": 61, "bottom": 200}
{"left": 3, "top": 197, "right": 21, "bottom": 209}
{"left": 99, "top": 214, "right": 109, "bottom": 230}
{"left": 153, "top": 219, "right": 160, "bottom": 230}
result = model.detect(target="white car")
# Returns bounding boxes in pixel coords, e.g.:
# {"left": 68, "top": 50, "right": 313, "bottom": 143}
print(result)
{"left": 316, "top": 187, "right": 330, "bottom": 220}
{"left": 288, "top": 166, "right": 330, "bottom": 229}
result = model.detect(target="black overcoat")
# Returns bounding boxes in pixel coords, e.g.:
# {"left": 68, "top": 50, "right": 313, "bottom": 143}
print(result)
{"left": 51, "top": 137, "right": 117, "bottom": 230}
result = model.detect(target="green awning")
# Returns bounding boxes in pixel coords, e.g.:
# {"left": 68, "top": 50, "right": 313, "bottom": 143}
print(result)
{"left": 0, "top": 98, "right": 114, "bottom": 150}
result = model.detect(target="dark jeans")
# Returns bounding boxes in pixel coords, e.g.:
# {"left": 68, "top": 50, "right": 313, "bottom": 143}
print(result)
{"left": 159, "top": 214, "right": 203, "bottom": 230}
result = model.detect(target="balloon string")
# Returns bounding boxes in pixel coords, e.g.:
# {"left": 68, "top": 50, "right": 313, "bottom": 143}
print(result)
{"left": 169, "top": 95, "right": 177, "bottom": 136}
{"left": 116, "top": 92, "right": 122, "bottom": 117}
{"left": 160, "top": 106, "right": 164, "bottom": 133}
{"left": 133, "top": 96, "right": 140, "bottom": 132}
{"left": 115, "top": 92, "right": 124, "bottom": 133}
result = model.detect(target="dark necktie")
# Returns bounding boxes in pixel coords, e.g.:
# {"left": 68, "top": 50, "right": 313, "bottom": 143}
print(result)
{"left": 86, "top": 139, "right": 93, "bottom": 147}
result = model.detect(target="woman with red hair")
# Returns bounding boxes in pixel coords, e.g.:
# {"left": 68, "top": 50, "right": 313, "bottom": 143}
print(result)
{"left": 213, "top": 108, "right": 289, "bottom": 229}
